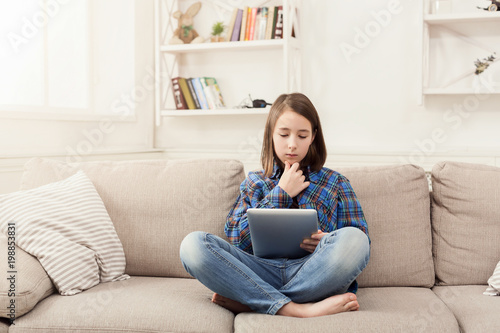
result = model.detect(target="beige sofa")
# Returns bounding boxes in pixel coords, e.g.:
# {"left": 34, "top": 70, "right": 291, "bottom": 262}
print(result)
{"left": 0, "top": 157, "right": 499, "bottom": 333}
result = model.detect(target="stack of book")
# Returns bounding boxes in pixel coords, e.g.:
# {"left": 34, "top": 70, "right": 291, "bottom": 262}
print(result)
{"left": 171, "top": 77, "right": 226, "bottom": 110}
{"left": 225, "top": 6, "right": 284, "bottom": 42}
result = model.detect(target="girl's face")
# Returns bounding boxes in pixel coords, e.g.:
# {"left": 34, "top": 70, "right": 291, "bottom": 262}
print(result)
{"left": 272, "top": 109, "right": 315, "bottom": 167}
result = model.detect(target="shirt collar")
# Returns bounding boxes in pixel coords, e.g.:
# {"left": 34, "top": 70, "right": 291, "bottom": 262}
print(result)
{"left": 270, "top": 163, "right": 319, "bottom": 183}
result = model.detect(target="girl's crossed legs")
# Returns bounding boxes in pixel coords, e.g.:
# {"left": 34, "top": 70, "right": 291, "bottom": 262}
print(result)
{"left": 179, "top": 227, "right": 370, "bottom": 317}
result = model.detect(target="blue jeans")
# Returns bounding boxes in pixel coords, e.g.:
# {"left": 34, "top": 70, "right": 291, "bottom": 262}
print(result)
{"left": 179, "top": 227, "right": 370, "bottom": 315}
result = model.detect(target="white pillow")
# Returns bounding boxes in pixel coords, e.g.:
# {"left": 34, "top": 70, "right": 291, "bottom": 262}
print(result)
{"left": 484, "top": 260, "right": 500, "bottom": 296}
{"left": 0, "top": 171, "right": 129, "bottom": 295}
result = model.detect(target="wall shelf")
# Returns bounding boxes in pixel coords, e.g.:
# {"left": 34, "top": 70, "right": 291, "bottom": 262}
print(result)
{"left": 424, "top": 11, "right": 500, "bottom": 24}
{"left": 160, "top": 107, "right": 270, "bottom": 117}
{"left": 154, "top": 0, "right": 302, "bottom": 125}
{"left": 420, "top": 1, "right": 500, "bottom": 101}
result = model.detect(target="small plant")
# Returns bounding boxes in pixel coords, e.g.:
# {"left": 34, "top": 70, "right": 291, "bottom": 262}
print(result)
{"left": 474, "top": 53, "right": 496, "bottom": 75}
{"left": 211, "top": 21, "right": 225, "bottom": 36}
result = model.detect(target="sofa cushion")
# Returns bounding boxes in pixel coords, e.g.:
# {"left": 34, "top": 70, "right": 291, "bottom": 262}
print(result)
{"left": 0, "top": 235, "right": 55, "bottom": 319}
{"left": 484, "top": 260, "right": 500, "bottom": 296}
{"left": 10, "top": 277, "right": 234, "bottom": 333}
{"left": 20, "top": 158, "right": 245, "bottom": 278}
{"left": 0, "top": 319, "right": 9, "bottom": 333}
{"left": 1, "top": 171, "right": 129, "bottom": 296}
{"left": 433, "top": 285, "right": 500, "bottom": 333}
{"left": 234, "top": 287, "right": 459, "bottom": 332}
{"left": 431, "top": 161, "right": 500, "bottom": 285}
{"left": 334, "top": 164, "right": 435, "bottom": 288}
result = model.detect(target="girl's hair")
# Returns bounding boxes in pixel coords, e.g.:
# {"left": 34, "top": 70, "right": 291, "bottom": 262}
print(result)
{"left": 261, "top": 93, "right": 327, "bottom": 177}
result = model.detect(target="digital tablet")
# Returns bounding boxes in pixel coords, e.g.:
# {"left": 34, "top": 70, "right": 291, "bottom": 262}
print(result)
{"left": 247, "top": 208, "right": 319, "bottom": 259}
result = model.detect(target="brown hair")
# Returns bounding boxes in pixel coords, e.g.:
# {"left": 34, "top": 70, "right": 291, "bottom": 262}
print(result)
{"left": 260, "top": 93, "right": 327, "bottom": 177}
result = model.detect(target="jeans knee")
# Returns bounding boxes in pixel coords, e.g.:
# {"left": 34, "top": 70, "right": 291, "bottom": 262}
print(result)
{"left": 327, "top": 227, "right": 370, "bottom": 268}
{"left": 179, "top": 231, "right": 206, "bottom": 270}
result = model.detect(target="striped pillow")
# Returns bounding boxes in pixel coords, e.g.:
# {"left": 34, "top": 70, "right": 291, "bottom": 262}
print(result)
{"left": 0, "top": 171, "right": 129, "bottom": 295}
{"left": 484, "top": 261, "right": 500, "bottom": 296}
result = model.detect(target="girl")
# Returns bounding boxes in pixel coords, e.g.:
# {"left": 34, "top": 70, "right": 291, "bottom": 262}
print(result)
{"left": 180, "top": 93, "right": 370, "bottom": 318}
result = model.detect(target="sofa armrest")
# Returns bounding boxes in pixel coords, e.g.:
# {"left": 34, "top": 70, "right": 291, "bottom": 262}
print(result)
{"left": 0, "top": 235, "right": 55, "bottom": 321}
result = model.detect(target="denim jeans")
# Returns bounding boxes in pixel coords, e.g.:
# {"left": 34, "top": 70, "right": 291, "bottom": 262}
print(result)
{"left": 179, "top": 227, "right": 370, "bottom": 315}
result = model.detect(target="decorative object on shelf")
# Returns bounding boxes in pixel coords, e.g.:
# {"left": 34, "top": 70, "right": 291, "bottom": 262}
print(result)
{"left": 238, "top": 94, "right": 272, "bottom": 108}
{"left": 210, "top": 21, "right": 225, "bottom": 42}
{"left": 474, "top": 53, "right": 496, "bottom": 75}
{"left": 169, "top": 2, "right": 204, "bottom": 44}
{"left": 477, "top": 0, "right": 500, "bottom": 11}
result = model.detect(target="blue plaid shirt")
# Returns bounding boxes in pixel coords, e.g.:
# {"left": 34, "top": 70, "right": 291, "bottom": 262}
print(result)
{"left": 225, "top": 165, "right": 369, "bottom": 254}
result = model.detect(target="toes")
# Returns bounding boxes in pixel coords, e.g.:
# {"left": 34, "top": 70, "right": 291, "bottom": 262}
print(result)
{"left": 344, "top": 300, "right": 359, "bottom": 311}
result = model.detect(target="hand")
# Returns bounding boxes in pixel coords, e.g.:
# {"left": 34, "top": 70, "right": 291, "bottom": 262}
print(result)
{"left": 278, "top": 161, "right": 310, "bottom": 198}
{"left": 300, "top": 230, "right": 328, "bottom": 253}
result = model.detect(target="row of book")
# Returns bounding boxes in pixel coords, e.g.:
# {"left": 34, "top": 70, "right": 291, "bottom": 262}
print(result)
{"left": 171, "top": 77, "right": 226, "bottom": 110}
{"left": 226, "top": 6, "right": 284, "bottom": 42}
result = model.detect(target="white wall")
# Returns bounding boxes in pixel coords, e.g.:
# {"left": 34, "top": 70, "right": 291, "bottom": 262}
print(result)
{"left": 156, "top": 0, "right": 500, "bottom": 172}
{"left": 2, "top": 0, "right": 500, "bottom": 194}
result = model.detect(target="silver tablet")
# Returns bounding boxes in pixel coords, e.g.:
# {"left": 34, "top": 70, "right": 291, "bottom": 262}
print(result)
{"left": 247, "top": 208, "right": 319, "bottom": 259}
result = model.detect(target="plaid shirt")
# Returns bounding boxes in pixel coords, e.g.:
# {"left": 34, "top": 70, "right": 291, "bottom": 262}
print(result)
{"left": 225, "top": 165, "right": 369, "bottom": 254}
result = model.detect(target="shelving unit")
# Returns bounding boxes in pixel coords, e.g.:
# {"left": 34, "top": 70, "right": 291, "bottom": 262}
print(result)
{"left": 420, "top": 3, "right": 500, "bottom": 102}
{"left": 154, "top": 0, "right": 302, "bottom": 125}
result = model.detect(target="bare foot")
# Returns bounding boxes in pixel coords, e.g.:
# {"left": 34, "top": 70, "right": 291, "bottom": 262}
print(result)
{"left": 276, "top": 293, "right": 359, "bottom": 318}
{"left": 211, "top": 293, "right": 252, "bottom": 314}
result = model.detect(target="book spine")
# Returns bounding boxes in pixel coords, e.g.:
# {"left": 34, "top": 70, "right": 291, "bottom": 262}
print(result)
{"left": 274, "top": 6, "right": 283, "bottom": 39}
{"left": 248, "top": 7, "right": 258, "bottom": 41}
{"left": 258, "top": 7, "right": 268, "bottom": 40}
{"left": 265, "top": 6, "right": 275, "bottom": 40}
{"left": 253, "top": 8, "right": 261, "bottom": 41}
{"left": 186, "top": 78, "right": 201, "bottom": 109}
{"left": 178, "top": 78, "right": 196, "bottom": 110}
{"left": 240, "top": 7, "right": 248, "bottom": 41}
{"left": 231, "top": 9, "right": 243, "bottom": 41}
{"left": 244, "top": 7, "right": 252, "bottom": 41}
{"left": 271, "top": 6, "right": 278, "bottom": 39}
{"left": 171, "top": 77, "right": 187, "bottom": 110}
{"left": 226, "top": 8, "right": 238, "bottom": 42}
{"left": 206, "top": 77, "right": 226, "bottom": 108}
{"left": 200, "top": 77, "right": 216, "bottom": 109}
{"left": 192, "top": 77, "right": 209, "bottom": 110}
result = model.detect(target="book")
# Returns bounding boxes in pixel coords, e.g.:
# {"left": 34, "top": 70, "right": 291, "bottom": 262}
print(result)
{"left": 226, "top": 8, "right": 239, "bottom": 42}
{"left": 274, "top": 6, "right": 283, "bottom": 39}
{"left": 265, "top": 6, "right": 275, "bottom": 40}
{"left": 186, "top": 78, "right": 201, "bottom": 109}
{"left": 192, "top": 77, "right": 209, "bottom": 110}
{"left": 257, "top": 7, "right": 268, "bottom": 40}
{"left": 240, "top": 7, "right": 248, "bottom": 41}
{"left": 199, "top": 77, "right": 216, "bottom": 109}
{"left": 248, "top": 7, "right": 258, "bottom": 41}
{"left": 231, "top": 9, "right": 243, "bottom": 41}
{"left": 271, "top": 6, "right": 279, "bottom": 39}
{"left": 244, "top": 7, "right": 252, "bottom": 41}
{"left": 171, "top": 77, "right": 187, "bottom": 110}
{"left": 177, "top": 78, "right": 196, "bottom": 110}
{"left": 205, "top": 77, "right": 225, "bottom": 108}
{"left": 253, "top": 8, "right": 262, "bottom": 40}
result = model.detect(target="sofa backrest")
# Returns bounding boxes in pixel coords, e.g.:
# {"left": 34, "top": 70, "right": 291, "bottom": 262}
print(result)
{"left": 21, "top": 158, "right": 245, "bottom": 278}
{"left": 431, "top": 161, "right": 500, "bottom": 285}
{"left": 335, "top": 164, "right": 435, "bottom": 288}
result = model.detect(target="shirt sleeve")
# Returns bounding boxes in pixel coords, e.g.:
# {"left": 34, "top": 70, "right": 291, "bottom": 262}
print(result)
{"left": 336, "top": 176, "right": 370, "bottom": 243}
{"left": 225, "top": 173, "right": 292, "bottom": 253}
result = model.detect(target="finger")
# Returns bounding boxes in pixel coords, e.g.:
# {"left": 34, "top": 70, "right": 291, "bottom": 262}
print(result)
{"left": 302, "top": 181, "right": 310, "bottom": 190}
{"left": 290, "top": 162, "right": 300, "bottom": 171}
{"left": 300, "top": 243, "right": 315, "bottom": 253}
{"left": 284, "top": 161, "right": 290, "bottom": 171}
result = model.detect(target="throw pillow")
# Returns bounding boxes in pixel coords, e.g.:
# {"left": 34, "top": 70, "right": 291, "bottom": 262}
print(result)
{"left": 484, "top": 260, "right": 500, "bottom": 296}
{"left": 0, "top": 171, "right": 129, "bottom": 296}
